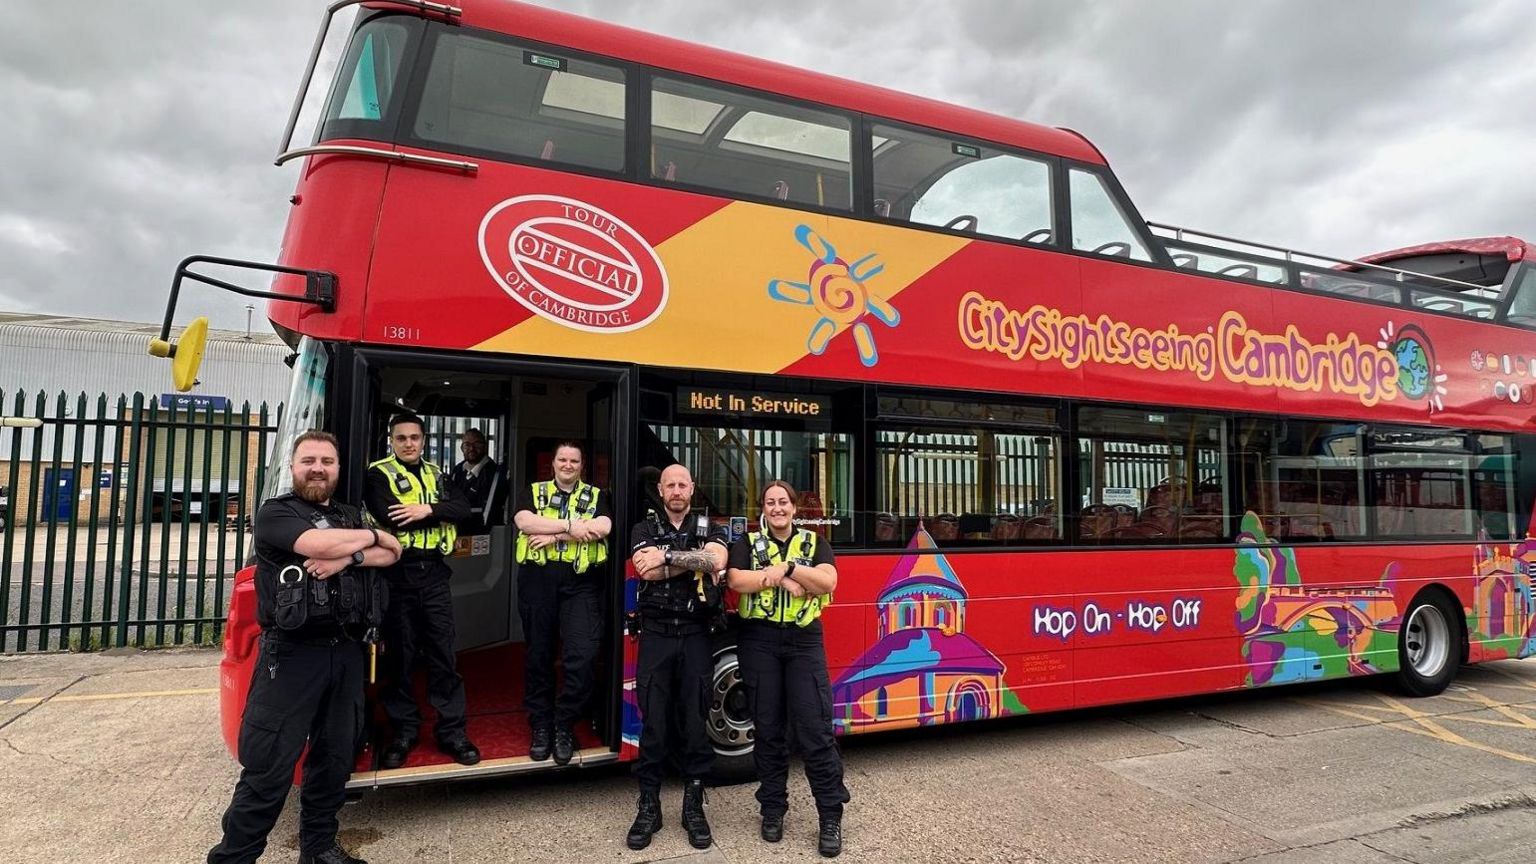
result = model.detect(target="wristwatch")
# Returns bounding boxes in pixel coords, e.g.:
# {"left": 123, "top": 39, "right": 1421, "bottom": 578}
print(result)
{"left": 785, "top": 561, "right": 797, "bottom": 579}
{"left": 351, "top": 550, "right": 365, "bottom": 566}
{"left": 663, "top": 548, "right": 674, "bottom": 566}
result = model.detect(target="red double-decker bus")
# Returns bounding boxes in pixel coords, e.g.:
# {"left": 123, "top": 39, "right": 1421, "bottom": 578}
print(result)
{"left": 158, "top": 0, "right": 1536, "bottom": 789}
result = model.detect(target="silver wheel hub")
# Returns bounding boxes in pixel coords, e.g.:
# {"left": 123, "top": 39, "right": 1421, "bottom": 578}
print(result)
{"left": 1405, "top": 603, "right": 1450, "bottom": 679}
{"left": 708, "top": 651, "right": 754, "bottom": 756}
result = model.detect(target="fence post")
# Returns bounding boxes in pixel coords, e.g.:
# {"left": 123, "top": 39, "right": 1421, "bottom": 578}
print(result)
{"left": 193, "top": 400, "right": 215, "bottom": 645}
{"left": 0, "top": 390, "right": 18, "bottom": 654}
{"left": 172, "top": 401, "right": 196, "bottom": 646}
{"left": 57, "top": 392, "right": 88, "bottom": 650}
{"left": 233, "top": 402, "right": 253, "bottom": 580}
{"left": 17, "top": 391, "right": 47, "bottom": 652}
{"left": 213, "top": 402, "right": 235, "bottom": 644}
{"left": 103, "top": 395, "right": 127, "bottom": 647}
{"left": 155, "top": 400, "right": 177, "bottom": 647}
{"left": 122, "top": 393, "right": 150, "bottom": 642}
{"left": 131, "top": 395, "right": 158, "bottom": 647}
{"left": 83, "top": 393, "right": 108, "bottom": 651}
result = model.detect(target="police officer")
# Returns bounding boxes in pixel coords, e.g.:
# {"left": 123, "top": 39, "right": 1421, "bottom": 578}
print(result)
{"left": 208, "top": 430, "right": 400, "bottom": 864}
{"left": 365, "top": 413, "right": 480, "bottom": 768}
{"left": 512, "top": 441, "right": 612, "bottom": 765}
{"left": 448, "top": 427, "right": 506, "bottom": 532}
{"left": 725, "top": 480, "right": 850, "bottom": 858}
{"left": 625, "top": 463, "right": 729, "bottom": 851}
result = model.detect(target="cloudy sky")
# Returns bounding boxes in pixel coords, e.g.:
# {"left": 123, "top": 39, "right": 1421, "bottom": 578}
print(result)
{"left": 4, "top": 1, "right": 1535, "bottom": 331}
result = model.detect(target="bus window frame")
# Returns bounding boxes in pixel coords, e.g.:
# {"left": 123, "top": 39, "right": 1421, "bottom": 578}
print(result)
{"left": 1061, "top": 160, "right": 1170, "bottom": 267}
{"left": 643, "top": 67, "right": 861, "bottom": 217}
{"left": 314, "top": 11, "right": 426, "bottom": 148}
{"left": 392, "top": 19, "right": 641, "bottom": 181}
{"left": 864, "top": 117, "right": 1064, "bottom": 248}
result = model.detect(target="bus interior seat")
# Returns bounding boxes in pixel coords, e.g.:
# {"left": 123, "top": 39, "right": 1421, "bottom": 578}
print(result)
{"left": 1110, "top": 504, "right": 1137, "bottom": 529}
{"left": 1079, "top": 504, "right": 1116, "bottom": 538}
{"left": 1022, "top": 516, "right": 1058, "bottom": 540}
{"left": 660, "top": 160, "right": 676, "bottom": 181}
{"left": 1136, "top": 505, "right": 1178, "bottom": 533}
{"left": 1217, "top": 263, "right": 1259, "bottom": 280}
{"left": 1171, "top": 253, "right": 1199, "bottom": 269}
{"left": 1021, "top": 228, "right": 1053, "bottom": 245}
{"left": 540, "top": 138, "right": 556, "bottom": 160}
{"left": 773, "top": 180, "right": 790, "bottom": 201}
{"left": 992, "top": 514, "right": 1022, "bottom": 541}
{"left": 874, "top": 511, "right": 899, "bottom": 542}
{"left": 929, "top": 514, "right": 960, "bottom": 541}
{"left": 874, "top": 198, "right": 891, "bottom": 218}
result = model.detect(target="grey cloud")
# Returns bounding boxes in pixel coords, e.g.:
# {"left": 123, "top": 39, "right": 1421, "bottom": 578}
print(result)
{"left": 4, "top": 1, "right": 1535, "bottom": 329}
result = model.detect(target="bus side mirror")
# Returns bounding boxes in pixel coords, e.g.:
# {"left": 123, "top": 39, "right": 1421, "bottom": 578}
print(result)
{"left": 147, "top": 316, "right": 210, "bottom": 393}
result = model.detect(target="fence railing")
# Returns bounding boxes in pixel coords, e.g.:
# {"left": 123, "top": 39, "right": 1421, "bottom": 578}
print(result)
{"left": 0, "top": 389, "right": 281, "bottom": 652}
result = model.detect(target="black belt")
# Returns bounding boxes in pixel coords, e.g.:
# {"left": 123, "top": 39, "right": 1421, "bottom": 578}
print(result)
{"left": 639, "top": 616, "right": 709, "bottom": 636}
{"left": 264, "top": 629, "right": 355, "bottom": 647}
{"left": 742, "top": 617, "right": 823, "bottom": 632}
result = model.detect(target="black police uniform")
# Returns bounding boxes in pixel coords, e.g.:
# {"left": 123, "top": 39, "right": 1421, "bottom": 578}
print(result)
{"left": 629, "top": 513, "right": 729, "bottom": 793}
{"left": 727, "top": 535, "right": 850, "bottom": 825}
{"left": 364, "top": 462, "right": 472, "bottom": 751}
{"left": 208, "top": 493, "right": 381, "bottom": 864}
{"left": 515, "top": 484, "right": 612, "bottom": 740}
{"left": 449, "top": 456, "right": 507, "bottom": 533}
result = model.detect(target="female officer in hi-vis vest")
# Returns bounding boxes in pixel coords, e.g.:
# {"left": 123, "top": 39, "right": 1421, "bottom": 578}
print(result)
{"left": 512, "top": 441, "right": 612, "bottom": 766}
{"left": 726, "top": 480, "right": 850, "bottom": 858}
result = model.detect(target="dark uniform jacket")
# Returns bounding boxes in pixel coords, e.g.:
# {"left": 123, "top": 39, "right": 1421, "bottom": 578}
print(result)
{"left": 449, "top": 457, "right": 508, "bottom": 532}
{"left": 629, "top": 513, "right": 729, "bottom": 622}
{"left": 253, "top": 493, "right": 368, "bottom": 638}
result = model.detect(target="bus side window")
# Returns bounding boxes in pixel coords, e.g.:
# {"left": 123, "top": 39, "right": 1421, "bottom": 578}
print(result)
{"left": 871, "top": 124, "right": 1054, "bottom": 245}
{"left": 1069, "top": 168, "right": 1153, "bottom": 262}
{"left": 1504, "top": 265, "right": 1536, "bottom": 327}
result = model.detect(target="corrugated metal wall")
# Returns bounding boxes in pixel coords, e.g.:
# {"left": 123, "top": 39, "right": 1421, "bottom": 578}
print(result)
{"left": 0, "top": 317, "right": 291, "bottom": 459}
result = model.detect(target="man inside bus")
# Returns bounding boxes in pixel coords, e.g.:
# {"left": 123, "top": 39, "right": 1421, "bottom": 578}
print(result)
{"left": 512, "top": 441, "right": 613, "bottom": 765}
{"left": 448, "top": 427, "right": 507, "bottom": 533}
{"left": 365, "top": 413, "right": 481, "bottom": 768}
{"left": 208, "top": 430, "right": 400, "bottom": 864}
{"left": 626, "top": 463, "right": 730, "bottom": 851}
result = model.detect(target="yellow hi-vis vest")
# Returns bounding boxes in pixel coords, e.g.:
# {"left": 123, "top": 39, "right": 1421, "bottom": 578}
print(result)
{"left": 514, "top": 480, "right": 608, "bottom": 574}
{"left": 369, "top": 455, "right": 457, "bottom": 556}
{"left": 738, "top": 529, "right": 829, "bottom": 626}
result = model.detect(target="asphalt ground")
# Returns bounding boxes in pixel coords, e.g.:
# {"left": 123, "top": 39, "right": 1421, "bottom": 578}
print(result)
{"left": 2, "top": 650, "right": 1535, "bottom": 863}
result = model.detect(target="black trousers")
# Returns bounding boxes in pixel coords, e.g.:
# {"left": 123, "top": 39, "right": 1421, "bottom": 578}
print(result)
{"left": 208, "top": 634, "right": 365, "bottom": 863}
{"left": 738, "top": 619, "right": 849, "bottom": 820}
{"left": 634, "top": 618, "right": 714, "bottom": 793}
{"left": 380, "top": 558, "right": 468, "bottom": 743}
{"left": 518, "top": 564, "right": 603, "bottom": 730}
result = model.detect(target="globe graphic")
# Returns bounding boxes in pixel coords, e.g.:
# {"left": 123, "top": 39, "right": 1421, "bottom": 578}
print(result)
{"left": 1393, "top": 337, "right": 1431, "bottom": 399}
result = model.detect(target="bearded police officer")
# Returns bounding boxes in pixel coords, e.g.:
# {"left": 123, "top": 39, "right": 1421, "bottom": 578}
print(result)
{"left": 208, "top": 431, "right": 400, "bottom": 864}
{"left": 365, "top": 413, "right": 480, "bottom": 768}
{"left": 513, "top": 441, "right": 613, "bottom": 765}
{"left": 625, "top": 463, "right": 729, "bottom": 852}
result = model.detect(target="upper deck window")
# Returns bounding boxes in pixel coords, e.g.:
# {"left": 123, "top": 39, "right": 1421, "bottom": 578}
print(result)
{"left": 650, "top": 77, "right": 853, "bottom": 211}
{"left": 871, "top": 124, "right": 1054, "bottom": 244}
{"left": 410, "top": 31, "right": 627, "bottom": 172}
{"left": 319, "top": 17, "right": 413, "bottom": 140}
{"left": 1069, "top": 169, "right": 1153, "bottom": 262}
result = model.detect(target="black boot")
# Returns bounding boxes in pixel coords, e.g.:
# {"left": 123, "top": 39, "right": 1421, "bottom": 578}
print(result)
{"left": 552, "top": 726, "right": 574, "bottom": 766}
{"left": 298, "top": 841, "right": 367, "bottom": 864}
{"left": 625, "top": 790, "right": 662, "bottom": 850}
{"left": 529, "top": 726, "right": 552, "bottom": 761}
{"left": 761, "top": 813, "right": 784, "bottom": 843}
{"left": 379, "top": 736, "right": 415, "bottom": 770}
{"left": 818, "top": 815, "right": 842, "bottom": 858}
{"left": 681, "top": 779, "right": 713, "bottom": 850}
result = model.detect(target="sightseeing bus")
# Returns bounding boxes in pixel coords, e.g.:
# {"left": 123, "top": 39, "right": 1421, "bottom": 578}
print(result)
{"left": 155, "top": 0, "right": 1536, "bottom": 789}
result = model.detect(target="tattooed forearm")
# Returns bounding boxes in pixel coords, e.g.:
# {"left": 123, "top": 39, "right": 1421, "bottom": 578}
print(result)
{"left": 667, "top": 549, "right": 720, "bottom": 573}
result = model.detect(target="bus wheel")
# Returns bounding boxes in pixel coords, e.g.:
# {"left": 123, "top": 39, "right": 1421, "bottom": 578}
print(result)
{"left": 1397, "top": 591, "right": 1460, "bottom": 697}
{"left": 706, "top": 637, "right": 755, "bottom": 785}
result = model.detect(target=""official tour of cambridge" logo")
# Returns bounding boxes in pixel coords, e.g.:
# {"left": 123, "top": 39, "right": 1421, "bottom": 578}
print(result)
{"left": 478, "top": 195, "right": 668, "bottom": 333}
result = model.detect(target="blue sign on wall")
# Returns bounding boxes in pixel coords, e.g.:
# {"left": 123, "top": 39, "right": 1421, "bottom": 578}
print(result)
{"left": 159, "top": 393, "right": 230, "bottom": 411}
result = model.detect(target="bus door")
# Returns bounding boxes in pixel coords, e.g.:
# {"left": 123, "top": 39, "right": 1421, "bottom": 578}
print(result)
{"left": 355, "top": 351, "right": 628, "bottom": 781}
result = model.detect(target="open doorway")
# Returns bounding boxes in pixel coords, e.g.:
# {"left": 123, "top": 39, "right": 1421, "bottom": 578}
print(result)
{"left": 351, "top": 356, "right": 622, "bottom": 783}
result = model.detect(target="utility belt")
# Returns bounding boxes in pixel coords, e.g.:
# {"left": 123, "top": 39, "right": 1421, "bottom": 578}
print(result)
{"left": 263, "top": 628, "right": 355, "bottom": 648}
{"left": 741, "top": 616, "right": 824, "bottom": 635}
{"left": 270, "top": 563, "right": 386, "bottom": 636}
{"left": 635, "top": 614, "right": 711, "bottom": 637}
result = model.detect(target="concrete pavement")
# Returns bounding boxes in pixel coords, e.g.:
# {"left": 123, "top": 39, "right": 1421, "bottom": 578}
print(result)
{"left": 2, "top": 650, "right": 1535, "bottom": 862}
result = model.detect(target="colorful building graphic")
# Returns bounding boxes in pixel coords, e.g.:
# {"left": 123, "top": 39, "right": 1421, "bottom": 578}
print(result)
{"left": 1234, "top": 513, "right": 1401, "bottom": 686}
{"left": 832, "top": 529, "right": 1026, "bottom": 732}
{"left": 1469, "top": 531, "right": 1536, "bottom": 660}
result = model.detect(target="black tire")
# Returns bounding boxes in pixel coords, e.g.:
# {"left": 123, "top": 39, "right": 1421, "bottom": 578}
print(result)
{"left": 706, "top": 631, "right": 756, "bottom": 785}
{"left": 1396, "top": 591, "right": 1461, "bottom": 697}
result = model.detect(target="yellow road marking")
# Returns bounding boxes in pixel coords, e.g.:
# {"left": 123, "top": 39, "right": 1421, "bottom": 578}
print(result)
{"left": 1372, "top": 693, "right": 1536, "bottom": 765}
{"left": 2, "top": 687, "right": 217, "bottom": 706}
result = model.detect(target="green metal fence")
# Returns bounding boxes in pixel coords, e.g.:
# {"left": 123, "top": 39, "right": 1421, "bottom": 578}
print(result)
{"left": 0, "top": 389, "right": 281, "bottom": 652}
